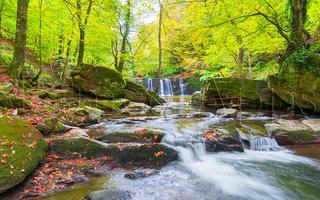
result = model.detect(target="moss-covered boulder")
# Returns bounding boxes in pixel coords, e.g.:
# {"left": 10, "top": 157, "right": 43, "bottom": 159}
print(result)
{"left": 201, "top": 78, "right": 285, "bottom": 109}
{"left": 38, "top": 89, "right": 78, "bottom": 100}
{"left": 81, "top": 99, "right": 130, "bottom": 112}
{"left": 0, "top": 115, "right": 48, "bottom": 194}
{"left": 70, "top": 64, "right": 126, "bottom": 99}
{"left": 265, "top": 119, "right": 318, "bottom": 145}
{"left": 0, "top": 93, "right": 31, "bottom": 109}
{"left": 63, "top": 106, "right": 104, "bottom": 127}
{"left": 36, "top": 118, "right": 69, "bottom": 136}
{"left": 121, "top": 102, "right": 154, "bottom": 116}
{"left": 50, "top": 137, "right": 178, "bottom": 167}
{"left": 191, "top": 91, "right": 202, "bottom": 107}
{"left": 268, "top": 60, "right": 320, "bottom": 113}
{"left": 121, "top": 80, "right": 165, "bottom": 107}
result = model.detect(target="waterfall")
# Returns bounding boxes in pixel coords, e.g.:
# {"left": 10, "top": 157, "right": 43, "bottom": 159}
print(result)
{"left": 159, "top": 78, "right": 174, "bottom": 96}
{"left": 147, "top": 78, "right": 154, "bottom": 91}
{"left": 250, "top": 137, "right": 281, "bottom": 151}
{"left": 179, "top": 78, "right": 185, "bottom": 96}
{"left": 160, "top": 79, "right": 165, "bottom": 96}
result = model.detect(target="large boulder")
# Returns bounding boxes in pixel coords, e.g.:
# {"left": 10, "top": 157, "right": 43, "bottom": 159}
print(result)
{"left": 121, "top": 102, "right": 154, "bottom": 116}
{"left": 265, "top": 119, "right": 318, "bottom": 145}
{"left": 201, "top": 78, "right": 285, "bottom": 109}
{"left": 0, "top": 115, "right": 48, "bottom": 194}
{"left": 121, "top": 80, "right": 165, "bottom": 107}
{"left": 50, "top": 137, "right": 178, "bottom": 167}
{"left": 268, "top": 58, "right": 320, "bottom": 113}
{"left": 191, "top": 91, "right": 202, "bottom": 107}
{"left": 97, "top": 130, "right": 164, "bottom": 143}
{"left": 70, "top": 64, "right": 126, "bottom": 99}
{"left": 36, "top": 117, "right": 69, "bottom": 136}
{"left": 38, "top": 89, "right": 79, "bottom": 100}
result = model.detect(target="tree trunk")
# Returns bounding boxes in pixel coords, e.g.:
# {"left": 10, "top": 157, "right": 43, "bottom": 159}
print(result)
{"left": 116, "top": 0, "right": 131, "bottom": 73}
{"left": 62, "top": 39, "right": 71, "bottom": 83}
{"left": 157, "top": 0, "right": 163, "bottom": 80}
{"left": 237, "top": 47, "right": 244, "bottom": 78}
{"left": 77, "top": 28, "right": 85, "bottom": 67}
{"left": 11, "top": 0, "right": 29, "bottom": 78}
{"left": 290, "top": 0, "right": 308, "bottom": 48}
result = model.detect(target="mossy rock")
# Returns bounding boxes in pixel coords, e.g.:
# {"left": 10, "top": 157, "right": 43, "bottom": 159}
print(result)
{"left": 268, "top": 60, "right": 320, "bottom": 113}
{"left": 50, "top": 137, "right": 178, "bottom": 167}
{"left": 265, "top": 119, "right": 317, "bottom": 145}
{"left": 201, "top": 78, "right": 284, "bottom": 109}
{"left": 70, "top": 64, "right": 126, "bottom": 99}
{"left": 191, "top": 91, "right": 202, "bottom": 107}
{"left": 63, "top": 106, "right": 104, "bottom": 127}
{"left": 97, "top": 131, "right": 164, "bottom": 143}
{"left": 122, "top": 80, "right": 165, "bottom": 107}
{"left": 81, "top": 99, "right": 130, "bottom": 112}
{"left": 38, "top": 89, "right": 78, "bottom": 100}
{"left": 36, "top": 118, "right": 69, "bottom": 136}
{"left": 0, "top": 92, "right": 31, "bottom": 109}
{"left": 0, "top": 115, "right": 48, "bottom": 194}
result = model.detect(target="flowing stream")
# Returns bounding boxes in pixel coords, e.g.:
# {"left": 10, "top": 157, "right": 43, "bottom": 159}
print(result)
{"left": 89, "top": 96, "right": 320, "bottom": 200}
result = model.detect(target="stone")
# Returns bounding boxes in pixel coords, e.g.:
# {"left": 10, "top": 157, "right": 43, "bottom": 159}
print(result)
{"left": 50, "top": 136, "right": 178, "bottom": 167}
{"left": 63, "top": 106, "right": 104, "bottom": 127}
{"left": 121, "top": 80, "right": 165, "bottom": 107}
{"left": 0, "top": 92, "right": 31, "bottom": 109}
{"left": 124, "top": 170, "right": 159, "bottom": 180}
{"left": 265, "top": 119, "right": 317, "bottom": 145}
{"left": 81, "top": 99, "right": 130, "bottom": 112}
{"left": 36, "top": 117, "right": 69, "bottom": 136}
{"left": 38, "top": 89, "right": 78, "bottom": 100}
{"left": 216, "top": 108, "right": 238, "bottom": 118}
{"left": 85, "top": 190, "right": 132, "bottom": 200}
{"left": 205, "top": 138, "right": 244, "bottom": 153}
{"left": 0, "top": 115, "right": 48, "bottom": 194}
{"left": 70, "top": 64, "right": 126, "bottom": 99}
{"left": 301, "top": 119, "right": 320, "bottom": 133}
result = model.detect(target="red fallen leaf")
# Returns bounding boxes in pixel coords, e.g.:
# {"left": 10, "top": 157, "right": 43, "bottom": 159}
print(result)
{"left": 1, "top": 160, "right": 7, "bottom": 164}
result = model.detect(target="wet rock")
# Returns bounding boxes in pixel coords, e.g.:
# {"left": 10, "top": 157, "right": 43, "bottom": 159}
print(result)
{"left": 50, "top": 137, "right": 178, "bottom": 167}
{"left": 85, "top": 190, "right": 132, "bottom": 200}
{"left": 81, "top": 99, "right": 130, "bottom": 112}
{"left": 190, "top": 112, "right": 210, "bottom": 118}
{"left": 63, "top": 106, "right": 104, "bottom": 127}
{"left": 216, "top": 108, "right": 238, "bottom": 118}
{"left": 97, "top": 130, "right": 164, "bottom": 144}
{"left": 70, "top": 64, "right": 126, "bottom": 99}
{"left": 0, "top": 115, "right": 48, "bottom": 194}
{"left": 36, "top": 117, "right": 69, "bottom": 136}
{"left": 121, "top": 80, "right": 165, "bottom": 107}
{"left": 124, "top": 170, "right": 159, "bottom": 180}
{"left": 205, "top": 138, "right": 244, "bottom": 153}
{"left": 301, "top": 119, "right": 320, "bottom": 133}
{"left": 265, "top": 119, "right": 317, "bottom": 145}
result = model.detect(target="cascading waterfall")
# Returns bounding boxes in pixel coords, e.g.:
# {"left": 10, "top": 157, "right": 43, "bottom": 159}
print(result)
{"left": 164, "top": 78, "right": 174, "bottom": 96}
{"left": 160, "top": 79, "right": 165, "bottom": 96}
{"left": 147, "top": 78, "right": 154, "bottom": 91}
{"left": 250, "top": 137, "right": 281, "bottom": 151}
{"left": 178, "top": 78, "right": 185, "bottom": 96}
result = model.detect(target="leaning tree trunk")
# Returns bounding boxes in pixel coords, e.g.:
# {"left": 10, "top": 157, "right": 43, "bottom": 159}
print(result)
{"left": 11, "top": 0, "right": 29, "bottom": 78}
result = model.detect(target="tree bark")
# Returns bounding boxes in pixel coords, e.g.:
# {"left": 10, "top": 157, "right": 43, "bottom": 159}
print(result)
{"left": 0, "top": 1, "right": 4, "bottom": 61}
{"left": 290, "top": 0, "right": 308, "bottom": 48}
{"left": 116, "top": 0, "right": 131, "bottom": 73}
{"left": 157, "top": 0, "right": 163, "bottom": 80}
{"left": 11, "top": 0, "right": 29, "bottom": 78}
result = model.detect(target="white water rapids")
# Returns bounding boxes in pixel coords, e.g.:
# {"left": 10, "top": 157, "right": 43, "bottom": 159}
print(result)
{"left": 90, "top": 98, "right": 320, "bottom": 200}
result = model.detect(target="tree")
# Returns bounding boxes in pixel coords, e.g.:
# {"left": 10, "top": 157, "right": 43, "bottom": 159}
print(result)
{"left": 157, "top": 0, "right": 163, "bottom": 79}
{"left": 0, "top": 0, "right": 4, "bottom": 61}
{"left": 11, "top": 0, "right": 29, "bottom": 78}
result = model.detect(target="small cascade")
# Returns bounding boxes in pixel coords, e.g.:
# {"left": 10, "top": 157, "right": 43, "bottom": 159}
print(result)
{"left": 147, "top": 78, "right": 154, "bottom": 91}
{"left": 250, "top": 137, "right": 281, "bottom": 151}
{"left": 163, "top": 78, "right": 174, "bottom": 96}
{"left": 160, "top": 79, "right": 165, "bottom": 96}
{"left": 179, "top": 78, "right": 185, "bottom": 96}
